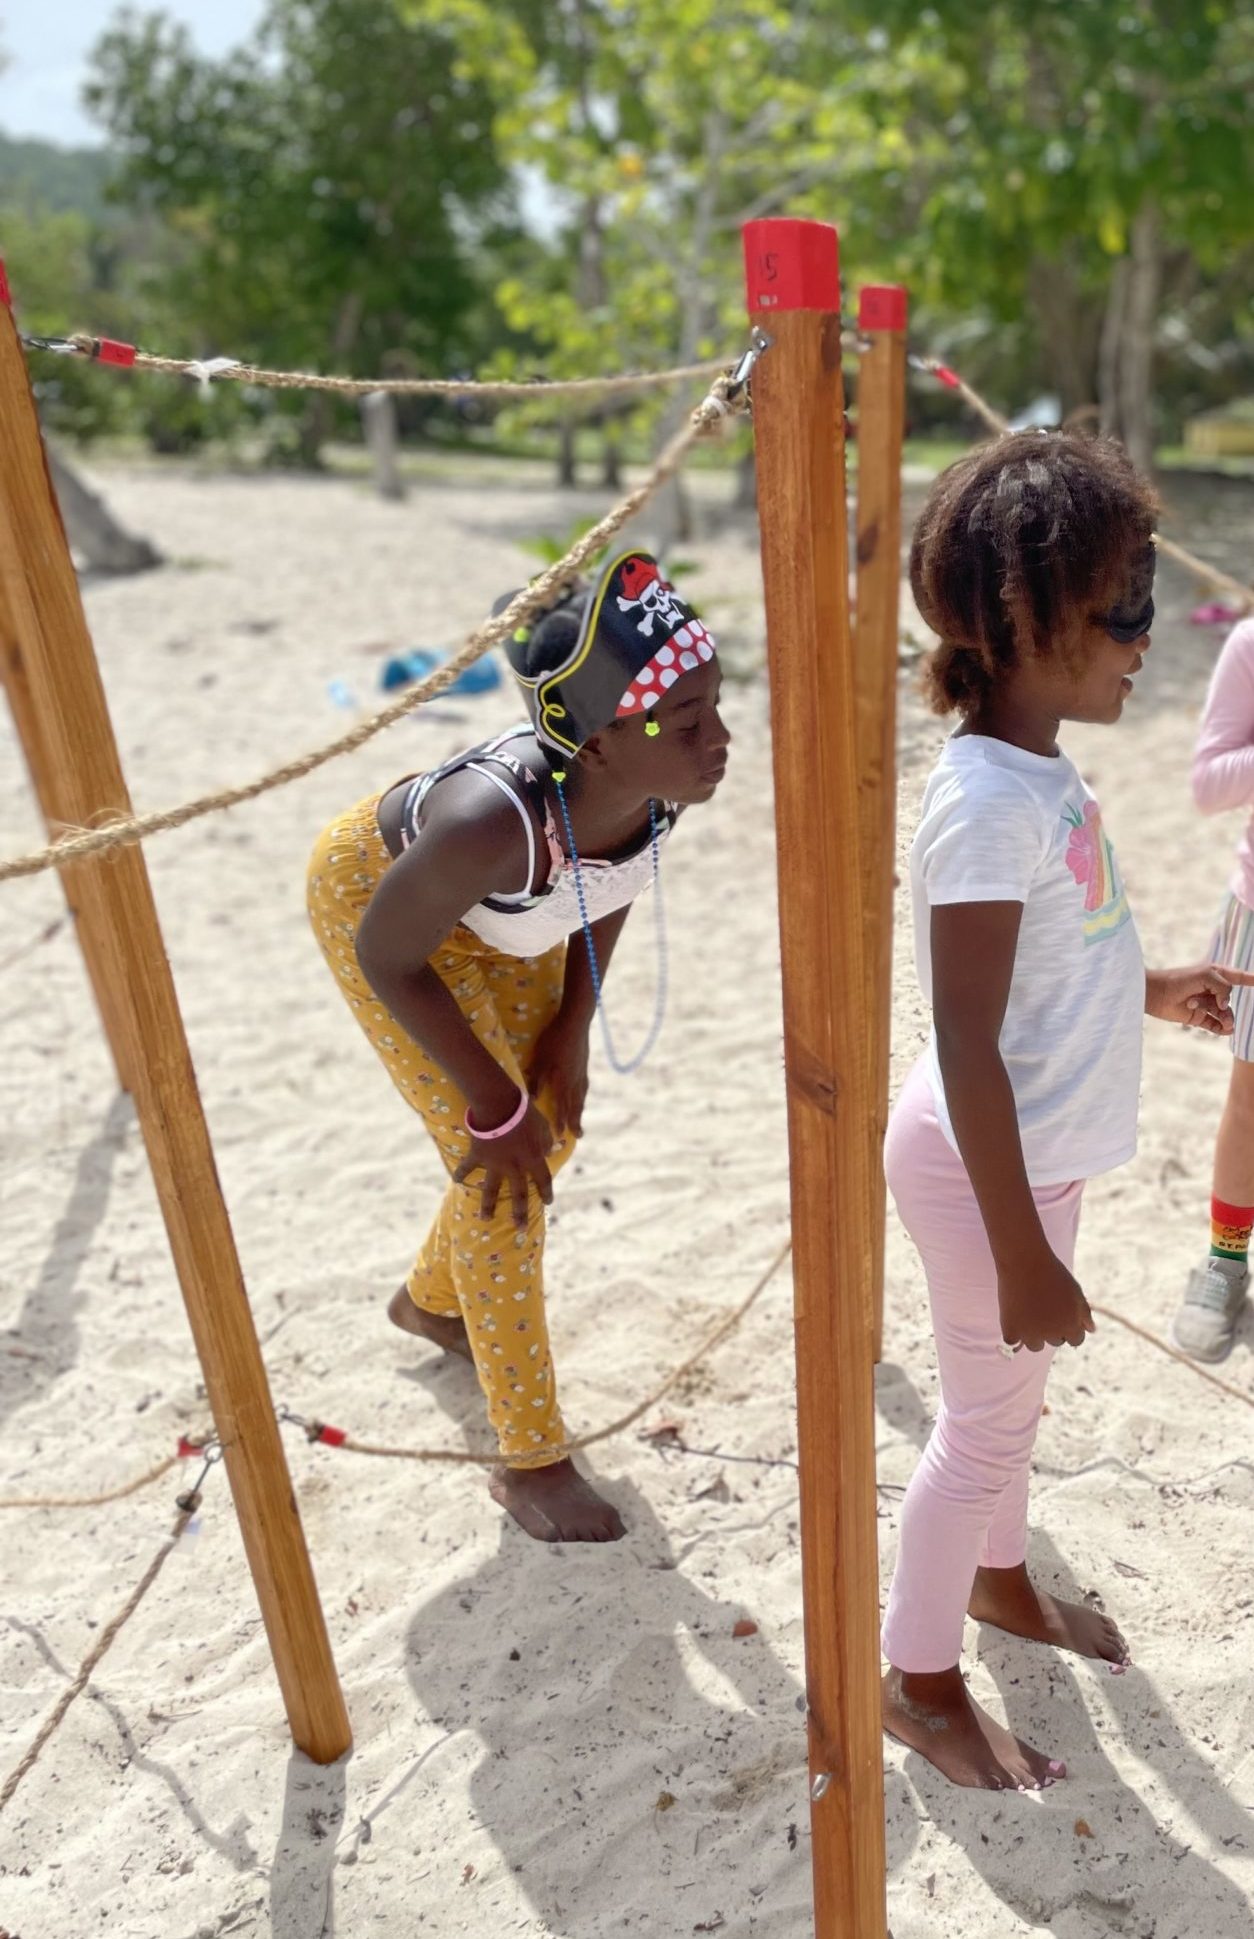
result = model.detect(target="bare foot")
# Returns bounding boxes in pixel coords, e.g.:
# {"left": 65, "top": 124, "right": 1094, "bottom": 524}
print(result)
{"left": 489, "top": 1458, "right": 626, "bottom": 1543}
{"left": 882, "top": 1666, "right": 1064, "bottom": 1791}
{"left": 969, "top": 1564, "right": 1130, "bottom": 1670}
{"left": 387, "top": 1286, "right": 474, "bottom": 1363}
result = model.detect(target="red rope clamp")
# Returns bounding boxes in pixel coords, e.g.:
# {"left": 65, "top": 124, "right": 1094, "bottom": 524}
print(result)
{"left": 92, "top": 337, "right": 138, "bottom": 368}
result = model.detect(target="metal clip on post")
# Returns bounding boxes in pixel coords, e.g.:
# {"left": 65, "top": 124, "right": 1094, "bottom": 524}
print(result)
{"left": 723, "top": 326, "right": 773, "bottom": 412}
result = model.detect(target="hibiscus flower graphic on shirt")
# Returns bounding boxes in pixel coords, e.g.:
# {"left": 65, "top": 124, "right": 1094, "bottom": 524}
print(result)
{"left": 1062, "top": 800, "right": 1132, "bottom": 944}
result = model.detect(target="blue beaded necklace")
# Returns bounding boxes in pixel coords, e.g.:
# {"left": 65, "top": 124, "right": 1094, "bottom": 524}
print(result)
{"left": 551, "top": 774, "right": 668, "bottom": 1076}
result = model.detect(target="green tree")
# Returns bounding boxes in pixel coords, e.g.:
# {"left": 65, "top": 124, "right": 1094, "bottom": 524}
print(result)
{"left": 833, "top": 0, "right": 1254, "bottom": 465}
{"left": 86, "top": 0, "right": 517, "bottom": 459}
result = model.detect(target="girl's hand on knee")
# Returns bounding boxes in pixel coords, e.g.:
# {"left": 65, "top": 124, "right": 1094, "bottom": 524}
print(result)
{"left": 997, "top": 1254, "right": 1096, "bottom": 1353}
{"left": 454, "top": 1102, "right": 555, "bottom": 1226}
{"left": 527, "top": 1013, "right": 591, "bottom": 1138}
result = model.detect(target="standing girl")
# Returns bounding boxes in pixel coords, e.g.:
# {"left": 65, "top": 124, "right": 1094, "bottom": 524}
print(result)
{"left": 307, "top": 553, "right": 728, "bottom": 1544}
{"left": 1171, "top": 614, "right": 1254, "bottom": 1361}
{"left": 881, "top": 433, "right": 1251, "bottom": 1790}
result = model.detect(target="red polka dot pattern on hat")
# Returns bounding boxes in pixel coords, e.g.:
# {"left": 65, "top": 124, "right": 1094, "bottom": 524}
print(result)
{"left": 616, "top": 620, "right": 717, "bottom": 717}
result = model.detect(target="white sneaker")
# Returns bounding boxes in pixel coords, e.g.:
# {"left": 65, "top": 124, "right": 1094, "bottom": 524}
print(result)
{"left": 1170, "top": 1257, "right": 1249, "bottom": 1363}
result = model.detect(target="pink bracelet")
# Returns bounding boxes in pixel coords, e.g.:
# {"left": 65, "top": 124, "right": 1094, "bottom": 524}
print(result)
{"left": 464, "top": 1086, "right": 529, "bottom": 1141}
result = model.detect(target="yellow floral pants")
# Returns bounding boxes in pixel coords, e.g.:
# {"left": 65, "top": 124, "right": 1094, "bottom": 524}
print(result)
{"left": 307, "top": 794, "right": 577, "bottom": 1467}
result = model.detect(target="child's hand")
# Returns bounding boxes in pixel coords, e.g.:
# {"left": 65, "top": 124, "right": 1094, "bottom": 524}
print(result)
{"left": 454, "top": 1099, "right": 555, "bottom": 1226}
{"left": 527, "top": 1012, "right": 591, "bottom": 1139}
{"left": 1145, "top": 962, "right": 1254, "bottom": 1034}
{"left": 997, "top": 1253, "right": 1096, "bottom": 1353}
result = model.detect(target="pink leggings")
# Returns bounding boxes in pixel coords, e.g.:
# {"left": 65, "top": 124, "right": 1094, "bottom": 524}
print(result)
{"left": 880, "top": 1061, "right": 1084, "bottom": 1674}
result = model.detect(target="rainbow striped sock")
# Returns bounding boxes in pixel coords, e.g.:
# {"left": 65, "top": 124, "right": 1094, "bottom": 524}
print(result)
{"left": 1210, "top": 1195, "right": 1254, "bottom": 1265}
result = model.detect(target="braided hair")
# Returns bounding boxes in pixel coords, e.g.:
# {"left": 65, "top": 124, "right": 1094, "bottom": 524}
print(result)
{"left": 911, "top": 432, "right": 1158, "bottom": 718}
{"left": 492, "top": 581, "right": 586, "bottom": 678}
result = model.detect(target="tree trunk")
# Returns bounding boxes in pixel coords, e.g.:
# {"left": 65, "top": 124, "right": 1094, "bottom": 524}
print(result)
{"left": 557, "top": 415, "right": 578, "bottom": 488}
{"left": 1098, "top": 260, "right": 1128, "bottom": 442}
{"left": 46, "top": 446, "right": 161, "bottom": 574}
{"left": 618, "top": 109, "right": 727, "bottom": 559}
{"left": 601, "top": 419, "right": 622, "bottom": 489}
{"left": 1119, "top": 202, "right": 1161, "bottom": 475}
{"left": 299, "top": 291, "right": 364, "bottom": 468}
{"left": 1097, "top": 202, "right": 1161, "bottom": 471}
{"left": 1026, "top": 253, "right": 1101, "bottom": 420}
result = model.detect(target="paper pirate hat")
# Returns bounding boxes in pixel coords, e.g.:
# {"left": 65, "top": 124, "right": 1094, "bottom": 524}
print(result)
{"left": 505, "top": 551, "right": 717, "bottom": 755}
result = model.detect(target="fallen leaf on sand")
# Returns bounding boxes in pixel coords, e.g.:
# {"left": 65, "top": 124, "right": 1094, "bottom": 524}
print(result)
{"left": 733, "top": 1618, "right": 759, "bottom": 1639}
{"left": 461, "top": 1863, "right": 476, "bottom": 1883}
{"left": 693, "top": 1917, "right": 726, "bottom": 1934}
{"left": 656, "top": 1791, "right": 677, "bottom": 1812}
{"left": 1074, "top": 1819, "right": 1094, "bottom": 1840}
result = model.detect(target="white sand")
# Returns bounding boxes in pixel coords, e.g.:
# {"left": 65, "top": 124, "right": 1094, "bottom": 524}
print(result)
{"left": 1, "top": 454, "right": 1251, "bottom": 1938}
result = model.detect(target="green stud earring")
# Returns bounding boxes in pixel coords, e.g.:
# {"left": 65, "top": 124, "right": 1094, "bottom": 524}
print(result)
{"left": 644, "top": 719, "right": 661, "bottom": 738}
{"left": 513, "top": 626, "right": 530, "bottom": 644}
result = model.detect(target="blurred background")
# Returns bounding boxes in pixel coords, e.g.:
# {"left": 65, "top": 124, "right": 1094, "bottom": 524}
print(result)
{"left": 2, "top": 1, "right": 1252, "bottom": 497}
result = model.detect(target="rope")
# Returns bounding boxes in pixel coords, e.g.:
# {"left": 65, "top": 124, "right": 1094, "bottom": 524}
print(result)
{"left": 312, "top": 1238, "right": 793, "bottom": 1471}
{"left": 1152, "top": 534, "right": 1254, "bottom": 614}
{"left": 6, "top": 1259, "right": 1249, "bottom": 1505}
{"left": 0, "top": 1506, "right": 191, "bottom": 1814}
{"left": 1091, "top": 1302, "right": 1254, "bottom": 1411}
{"left": 912, "top": 357, "right": 1254, "bottom": 613}
{"left": 25, "top": 331, "right": 726, "bottom": 402}
{"left": 0, "top": 373, "right": 745, "bottom": 888}
{"left": 0, "top": 1242, "right": 788, "bottom": 1504}
{"left": 0, "top": 1453, "right": 180, "bottom": 1511}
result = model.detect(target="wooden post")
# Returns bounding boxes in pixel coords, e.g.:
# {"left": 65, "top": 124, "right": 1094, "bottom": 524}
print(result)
{"left": 743, "top": 220, "right": 887, "bottom": 1938}
{"left": 854, "top": 286, "right": 908, "bottom": 1365}
{"left": 0, "top": 272, "right": 352, "bottom": 1765}
{"left": 0, "top": 627, "right": 135, "bottom": 1093}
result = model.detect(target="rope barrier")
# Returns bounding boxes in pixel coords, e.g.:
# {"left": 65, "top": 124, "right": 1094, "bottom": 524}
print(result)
{"left": 0, "top": 1504, "right": 192, "bottom": 1814}
{"left": 301, "top": 1235, "right": 794, "bottom": 1471}
{"left": 1091, "top": 1302, "right": 1254, "bottom": 1411}
{"left": 0, "top": 362, "right": 753, "bottom": 889}
{"left": 910, "top": 356, "right": 1254, "bottom": 614}
{"left": 0, "top": 1452, "right": 180, "bottom": 1510}
{"left": 0, "top": 1240, "right": 790, "bottom": 1510}
{"left": 22, "top": 330, "right": 727, "bottom": 403}
{"left": 3, "top": 1254, "right": 1250, "bottom": 1510}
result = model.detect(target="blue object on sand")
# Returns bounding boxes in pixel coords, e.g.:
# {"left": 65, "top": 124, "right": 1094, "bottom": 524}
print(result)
{"left": 380, "top": 649, "right": 502, "bottom": 698}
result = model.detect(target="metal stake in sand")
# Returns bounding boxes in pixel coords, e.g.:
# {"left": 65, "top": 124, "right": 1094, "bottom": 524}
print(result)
{"left": 0, "top": 269, "right": 351, "bottom": 1765}
{"left": 743, "top": 219, "right": 887, "bottom": 1938}
{"left": 854, "top": 285, "right": 908, "bottom": 1365}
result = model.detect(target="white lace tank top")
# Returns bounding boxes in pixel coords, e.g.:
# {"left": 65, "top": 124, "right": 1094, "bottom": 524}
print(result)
{"left": 398, "top": 726, "right": 674, "bottom": 957}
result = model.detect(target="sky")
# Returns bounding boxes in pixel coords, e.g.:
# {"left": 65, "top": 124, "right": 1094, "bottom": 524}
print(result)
{"left": 0, "top": 1, "right": 266, "bottom": 148}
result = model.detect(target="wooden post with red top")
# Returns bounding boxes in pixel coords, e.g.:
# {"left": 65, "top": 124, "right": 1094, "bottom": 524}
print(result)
{"left": 854, "top": 285, "right": 908, "bottom": 1365}
{"left": 743, "top": 218, "right": 887, "bottom": 1939}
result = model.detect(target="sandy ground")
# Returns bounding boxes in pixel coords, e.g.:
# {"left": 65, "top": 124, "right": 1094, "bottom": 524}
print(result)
{"left": 1, "top": 449, "right": 1252, "bottom": 1939}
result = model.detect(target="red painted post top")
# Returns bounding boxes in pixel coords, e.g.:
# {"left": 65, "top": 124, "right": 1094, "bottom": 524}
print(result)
{"left": 858, "top": 285, "right": 908, "bottom": 332}
{"left": 743, "top": 219, "right": 840, "bottom": 314}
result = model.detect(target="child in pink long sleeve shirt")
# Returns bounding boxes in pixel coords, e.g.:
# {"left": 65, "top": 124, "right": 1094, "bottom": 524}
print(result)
{"left": 1172, "top": 616, "right": 1254, "bottom": 1360}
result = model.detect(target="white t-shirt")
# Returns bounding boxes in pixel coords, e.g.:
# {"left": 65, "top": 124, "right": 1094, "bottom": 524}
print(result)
{"left": 911, "top": 734, "right": 1145, "bottom": 1186}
